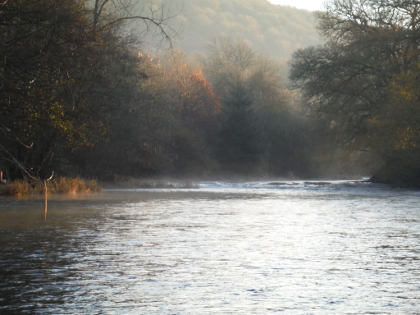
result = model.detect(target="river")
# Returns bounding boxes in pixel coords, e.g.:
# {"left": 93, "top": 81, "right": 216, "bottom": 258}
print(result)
{"left": 0, "top": 180, "right": 419, "bottom": 314}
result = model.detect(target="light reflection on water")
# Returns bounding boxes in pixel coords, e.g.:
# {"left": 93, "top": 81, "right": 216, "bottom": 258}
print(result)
{"left": 0, "top": 180, "right": 419, "bottom": 314}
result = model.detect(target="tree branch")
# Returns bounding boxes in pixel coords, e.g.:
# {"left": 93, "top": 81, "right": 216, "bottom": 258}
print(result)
{"left": 102, "top": 15, "right": 173, "bottom": 47}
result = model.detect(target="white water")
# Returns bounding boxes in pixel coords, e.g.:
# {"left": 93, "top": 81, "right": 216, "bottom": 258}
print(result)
{"left": 0, "top": 180, "right": 419, "bottom": 313}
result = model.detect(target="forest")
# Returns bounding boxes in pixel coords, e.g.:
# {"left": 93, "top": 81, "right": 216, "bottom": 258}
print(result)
{"left": 1, "top": 0, "right": 420, "bottom": 187}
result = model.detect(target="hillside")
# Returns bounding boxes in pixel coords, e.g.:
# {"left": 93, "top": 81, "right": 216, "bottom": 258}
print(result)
{"left": 155, "top": 0, "right": 321, "bottom": 63}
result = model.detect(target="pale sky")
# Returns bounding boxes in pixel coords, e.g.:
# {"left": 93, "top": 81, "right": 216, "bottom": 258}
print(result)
{"left": 267, "top": 0, "right": 326, "bottom": 11}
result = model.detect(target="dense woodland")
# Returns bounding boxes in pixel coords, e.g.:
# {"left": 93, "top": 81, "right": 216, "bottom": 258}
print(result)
{"left": 1, "top": 0, "right": 420, "bottom": 186}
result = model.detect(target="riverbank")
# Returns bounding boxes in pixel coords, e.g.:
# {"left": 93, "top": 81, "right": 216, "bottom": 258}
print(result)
{"left": 101, "top": 176, "right": 198, "bottom": 189}
{"left": 370, "top": 171, "right": 420, "bottom": 189}
{"left": 0, "top": 176, "right": 200, "bottom": 197}
{"left": 2, "top": 174, "right": 415, "bottom": 198}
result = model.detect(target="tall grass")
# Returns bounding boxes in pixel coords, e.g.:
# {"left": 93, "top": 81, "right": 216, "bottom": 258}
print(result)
{"left": 52, "top": 177, "right": 101, "bottom": 194}
{"left": 1, "top": 177, "right": 102, "bottom": 197}
{"left": 1, "top": 180, "right": 39, "bottom": 197}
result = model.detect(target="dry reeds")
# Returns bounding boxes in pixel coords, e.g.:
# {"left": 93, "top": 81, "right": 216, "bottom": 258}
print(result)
{"left": 1, "top": 177, "right": 101, "bottom": 197}
{"left": 2, "top": 179, "right": 41, "bottom": 197}
{"left": 52, "top": 177, "right": 101, "bottom": 194}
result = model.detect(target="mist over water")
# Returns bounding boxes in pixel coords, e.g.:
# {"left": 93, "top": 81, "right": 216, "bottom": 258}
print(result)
{"left": 1, "top": 180, "right": 419, "bottom": 313}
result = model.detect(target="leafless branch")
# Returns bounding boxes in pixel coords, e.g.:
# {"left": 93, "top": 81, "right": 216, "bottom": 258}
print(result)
{"left": 0, "top": 143, "right": 39, "bottom": 181}
{"left": 103, "top": 15, "right": 173, "bottom": 47}
{"left": 0, "top": 124, "right": 34, "bottom": 149}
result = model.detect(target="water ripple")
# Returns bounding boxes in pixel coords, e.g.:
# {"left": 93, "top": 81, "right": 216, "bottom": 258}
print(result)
{"left": 0, "top": 180, "right": 419, "bottom": 313}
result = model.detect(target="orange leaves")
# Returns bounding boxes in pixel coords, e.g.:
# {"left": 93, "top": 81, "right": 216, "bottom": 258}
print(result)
{"left": 184, "top": 69, "right": 221, "bottom": 118}
{"left": 160, "top": 52, "right": 221, "bottom": 126}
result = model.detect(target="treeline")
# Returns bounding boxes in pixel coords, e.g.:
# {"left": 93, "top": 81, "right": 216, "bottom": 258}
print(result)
{"left": 5, "top": 0, "right": 417, "bottom": 185}
{"left": 290, "top": 0, "right": 420, "bottom": 187}
{"left": 1, "top": 0, "right": 322, "bottom": 181}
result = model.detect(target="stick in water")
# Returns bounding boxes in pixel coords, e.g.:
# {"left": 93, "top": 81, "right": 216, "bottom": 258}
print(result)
{"left": 43, "top": 171, "right": 54, "bottom": 221}
{"left": 44, "top": 180, "right": 48, "bottom": 221}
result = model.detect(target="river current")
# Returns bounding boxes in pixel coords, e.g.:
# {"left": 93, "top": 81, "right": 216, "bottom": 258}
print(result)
{"left": 0, "top": 180, "right": 419, "bottom": 314}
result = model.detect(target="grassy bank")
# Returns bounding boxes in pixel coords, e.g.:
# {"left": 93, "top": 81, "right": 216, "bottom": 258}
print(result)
{"left": 0, "top": 177, "right": 102, "bottom": 197}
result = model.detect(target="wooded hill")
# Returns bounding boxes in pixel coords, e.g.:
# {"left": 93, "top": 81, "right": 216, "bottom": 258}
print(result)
{"left": 144, "top": 0, "right": 321, "bottom": 63}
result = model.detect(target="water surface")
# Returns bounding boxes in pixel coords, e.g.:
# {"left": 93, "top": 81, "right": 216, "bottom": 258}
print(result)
{"left": 0, "top": 180, "right": 419, "bottom": 314}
